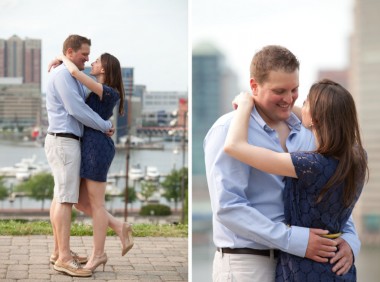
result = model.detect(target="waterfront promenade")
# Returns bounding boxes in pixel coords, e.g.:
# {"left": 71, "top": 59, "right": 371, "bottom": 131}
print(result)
{"left": 0, "top": 235, "right": 188, "bottom": 281}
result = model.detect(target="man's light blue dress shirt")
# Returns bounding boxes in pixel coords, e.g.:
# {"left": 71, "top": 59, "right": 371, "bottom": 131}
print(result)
{"left": 46, "top": 64, "right": 111, "bottom": 136}
{"left": 204, "top": 108, "right": 360, "bottom": 258}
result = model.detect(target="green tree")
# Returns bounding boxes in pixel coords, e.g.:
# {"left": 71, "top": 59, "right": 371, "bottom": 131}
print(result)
{"left": 0, "top": 176, "right": 8, "bottom": 208}
{"left": 121, "top": 186, "right": 137, "bottom": 208}
{"left": 127, "top": 186, "right": 137, "bottom": 205}
{"left": 161, "top": 167, "right": 188, "bottom": 212}
{"left": 160, "top": 169, "right": 180, "bottom": 210}
{"left": 15, "top": 173, "right": 54, "bottom": 210}
{"left": 140, "top": 180, "right": 157, "bottom": 203}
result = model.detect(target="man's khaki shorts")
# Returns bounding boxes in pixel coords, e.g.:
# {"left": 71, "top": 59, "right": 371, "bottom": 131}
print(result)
{"left": 44, "top": 134, "right": 81, "bottom": 204}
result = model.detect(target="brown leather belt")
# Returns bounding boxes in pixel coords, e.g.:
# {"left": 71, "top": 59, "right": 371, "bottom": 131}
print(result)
{"left": 48, "top": 132, "right": 81, "bottom": 141}
{"left": 217, "top": 247, "right": 279, "bottom": 258}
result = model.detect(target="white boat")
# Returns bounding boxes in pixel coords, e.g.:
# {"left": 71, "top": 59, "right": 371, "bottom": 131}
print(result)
{"left": 0, "top": 155, "right": 49, "bottom": 180}
{"left": 128, "top": 165, "right": 145, "bottom": 181}
{"left": 145, "top": 166, "right": 160, "bottom": 181}
{"left": 15, "top": 171, "right": 31, "bottom": 181}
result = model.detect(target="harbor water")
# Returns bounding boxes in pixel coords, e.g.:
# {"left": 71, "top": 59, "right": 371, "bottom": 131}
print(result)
{"left": 0, "top": 140, "right": 187, "bottom": 210}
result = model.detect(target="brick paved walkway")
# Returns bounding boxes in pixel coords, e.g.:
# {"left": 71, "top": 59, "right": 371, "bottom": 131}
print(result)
{"left": 0, "top": 236, "right": 188, "bottom": 281}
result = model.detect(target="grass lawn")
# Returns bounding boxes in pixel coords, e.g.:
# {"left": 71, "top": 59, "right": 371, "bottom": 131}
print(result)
{"left": 0, "top": 219, "right": 188, "bottom": 237}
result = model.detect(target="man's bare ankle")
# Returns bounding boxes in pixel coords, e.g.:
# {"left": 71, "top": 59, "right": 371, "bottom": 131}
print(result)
{"left": 58, "top": 256, "right": 73, "bottom": 264}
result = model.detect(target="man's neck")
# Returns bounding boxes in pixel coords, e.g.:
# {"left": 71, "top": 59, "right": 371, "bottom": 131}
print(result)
{"left": 255, "top": 105, "right": 290, "bottom": 151}
{"left": 255, "top": 105, "right": 284, "bottom": 129}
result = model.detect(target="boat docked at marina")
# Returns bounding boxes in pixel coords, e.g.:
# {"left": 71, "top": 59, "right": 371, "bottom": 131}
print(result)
{"left": 0, "top": 155, "right": 50, "bottom": 180}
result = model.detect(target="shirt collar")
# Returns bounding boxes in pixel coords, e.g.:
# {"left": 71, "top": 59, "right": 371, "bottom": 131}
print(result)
{"left": 251, "top": 107, "right": 302, "bottom": 132}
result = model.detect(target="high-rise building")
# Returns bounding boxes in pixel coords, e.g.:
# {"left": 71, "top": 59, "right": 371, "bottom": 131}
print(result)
{"left": 134, "top": 84, "right": 146, "bottom": 99}
{"left": 351, "top": 0, "right": 380, "bottom": 242}
{"left": 0, "top": 35, "right": 41, "bottom": 85}
{"left": 0, "top": 35, "right": 41, "bottom": 130}
{"left": 192, "top": 42, "right": 239, "bottom": 223}
{"left": 192, "top": 42, "right": 224, "bottom": 177}
{"left": 4, "top": 35, "right": 23, "bottom": 78}
{"left": 24, "top": 38, "right": 41, "bottom": 84}
{"left": 0, "top": 39, "right": 5, "bottom": 77}
{"left": 192, "top": 42, "right": 239, "bottom": 176}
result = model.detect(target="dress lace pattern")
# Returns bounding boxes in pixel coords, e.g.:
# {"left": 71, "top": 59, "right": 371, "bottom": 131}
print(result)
{"left": 275, "top": 152, "right": 362, "bottom": 282}
{"left": 80, "top": 85, "right": 120, "bottom": 182}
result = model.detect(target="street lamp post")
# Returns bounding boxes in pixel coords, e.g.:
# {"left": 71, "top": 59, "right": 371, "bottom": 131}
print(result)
{"left": 124, "top": 135, "right": 130, "bottom": 222}
{"left": 169, "top": 108, "right": 187, "bottom": 224}
{"left": 124, "top": 81, "right": 133, "bottom": 222}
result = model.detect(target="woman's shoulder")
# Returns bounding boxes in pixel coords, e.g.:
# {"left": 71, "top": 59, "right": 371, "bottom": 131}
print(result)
{"left": 291, "top": 151, "right": 330, "bottom": 160}
{"left": 290, "top": 152, "right": 338, "bottom": 167}
{"left": 102, "top": 84, "right": 120, "bottom": 99}
{"left": 102, "top": 84, "right": 117, "bottom": 94}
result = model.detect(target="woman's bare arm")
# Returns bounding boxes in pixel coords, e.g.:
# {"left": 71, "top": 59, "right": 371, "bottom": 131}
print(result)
{"left": 224, "top": 92, "right": 297, "bottom": 178}
{"left": 57, "top": 54, "right": 103, "bottom": 99}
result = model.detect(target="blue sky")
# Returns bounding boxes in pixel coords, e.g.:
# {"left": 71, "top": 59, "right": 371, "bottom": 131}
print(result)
{"left": 0, "top": 0, "right": 188, "bottom": 93}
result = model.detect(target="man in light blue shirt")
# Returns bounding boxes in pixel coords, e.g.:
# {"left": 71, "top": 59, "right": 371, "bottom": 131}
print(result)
{"left": 45, "top": 34, "right": 112, "bottom": 277}
{"left": 204, "top": 45, "right": 359, "bottom": 281}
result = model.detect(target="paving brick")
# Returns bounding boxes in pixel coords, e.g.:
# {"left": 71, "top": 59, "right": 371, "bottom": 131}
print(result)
{"left": 0, "top": 236, "right": 188, "bottom": 281}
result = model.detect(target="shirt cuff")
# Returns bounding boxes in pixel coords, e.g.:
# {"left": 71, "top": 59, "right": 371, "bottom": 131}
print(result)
{"left": 106, "top": 120, "right": 112, "bottom": 131}
{"left": 340, "top": 232, "right": 360, "bottom": 259}
{"left": 288, "top": 226, "right": 309, "bottom": 257}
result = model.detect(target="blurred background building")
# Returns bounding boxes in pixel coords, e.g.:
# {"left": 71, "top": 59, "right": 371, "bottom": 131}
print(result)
{"left": 192, "top": 41, "right": 239, "bottom": 279}
{"left": 192, "top": 41, "right": 239, "bottom": 239}
{"left": 350, "top": 0, "right": 380, "bottom": 241}
{"left": 192, "top": 42, "right": 238, "bottom": 175}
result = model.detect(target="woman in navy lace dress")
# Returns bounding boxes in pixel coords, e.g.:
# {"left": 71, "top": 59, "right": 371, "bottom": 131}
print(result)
{"left": 224, "top": 79, "right": 368, "bottom": 281}
{"left": 56, "top": 53, "right": 134, "bottom": 271}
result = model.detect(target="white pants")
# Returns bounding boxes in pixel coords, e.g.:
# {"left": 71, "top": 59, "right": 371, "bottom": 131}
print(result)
{"left": 212, "top": 250, "right": 277, "bottom": 282}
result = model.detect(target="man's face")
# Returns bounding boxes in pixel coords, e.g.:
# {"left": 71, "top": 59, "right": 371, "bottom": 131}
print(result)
{"left": 251, "top": 70, "right": 299, "bottom": 125}
{"left": 66, "top": 43, "right": 90, "bottom": 71}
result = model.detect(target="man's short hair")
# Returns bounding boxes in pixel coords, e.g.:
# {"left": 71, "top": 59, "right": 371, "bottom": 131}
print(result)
{"left": 250, "top": 45, "right": 299, "bottom": 84}
{"left": 62, "top": 35, "right": 91, "bottom": 54}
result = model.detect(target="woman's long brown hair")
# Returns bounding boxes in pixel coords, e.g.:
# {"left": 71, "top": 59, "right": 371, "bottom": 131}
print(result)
{"left": 308, "top": 79, "right": 368, "bottom": 207}
{"left": 100, "top": 53, "right": 125, "bottom": 115}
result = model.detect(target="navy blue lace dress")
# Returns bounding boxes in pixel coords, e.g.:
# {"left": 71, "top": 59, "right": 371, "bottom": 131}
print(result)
{"left": 80, "top": 85, "right": 120, "bottom": 182}
{"left": 275, "top": 152, "right": 363, "bottom": 282}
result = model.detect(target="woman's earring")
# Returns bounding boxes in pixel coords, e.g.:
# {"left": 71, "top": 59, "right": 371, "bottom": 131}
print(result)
{"left": 309, "top": 121, "right": 314, "bottom": 128}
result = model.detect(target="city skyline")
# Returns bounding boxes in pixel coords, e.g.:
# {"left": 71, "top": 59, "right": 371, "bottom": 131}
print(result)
{"left": 0, "top": 0, "right": 188, "bottom": 93}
